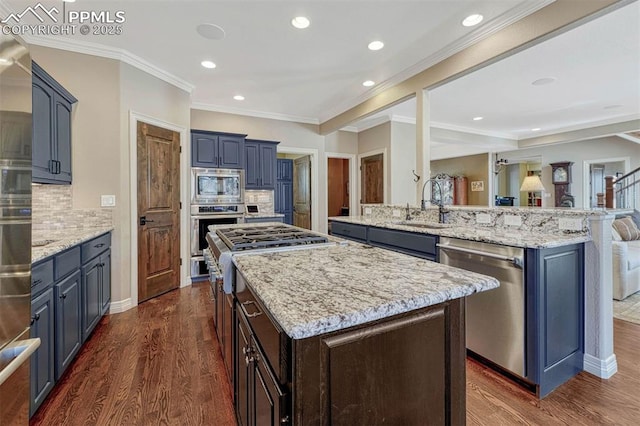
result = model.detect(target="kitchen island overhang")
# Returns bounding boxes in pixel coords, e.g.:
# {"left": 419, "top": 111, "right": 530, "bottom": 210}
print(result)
{"left": 231, "top": 240, "right": 498, "bottom": 425}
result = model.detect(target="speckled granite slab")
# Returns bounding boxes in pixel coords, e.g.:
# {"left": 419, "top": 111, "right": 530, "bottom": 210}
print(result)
{"left": 32, "top": 227, "right": 114, "bottom": 263}
{"left": 233, "top": 242, "right": 499, "bottom": 339}
{"left": 244, "top": 213, "right": 285, "bottom": 218}
{"left": 329, "top": 216, "right": 590, "bottom": 249}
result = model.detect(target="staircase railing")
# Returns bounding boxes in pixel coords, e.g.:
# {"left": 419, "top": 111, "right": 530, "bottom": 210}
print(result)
{"left": 613, "top": 166, "right": 640, "bottom": 210}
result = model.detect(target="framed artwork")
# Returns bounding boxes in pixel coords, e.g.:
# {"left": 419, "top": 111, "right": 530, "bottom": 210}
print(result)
{"left": 471, "top": 180, "right": 484, "bottom": 192}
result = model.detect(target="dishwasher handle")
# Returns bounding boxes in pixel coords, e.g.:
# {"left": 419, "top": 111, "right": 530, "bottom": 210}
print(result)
{"left": 437, "top": 243, "right": 523, "bottom": 268}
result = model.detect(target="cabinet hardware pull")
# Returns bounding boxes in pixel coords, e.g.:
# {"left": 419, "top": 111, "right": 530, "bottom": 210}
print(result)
{"left": 60, "top": 294, "right": 67, "bottom": 299}
{"left": 95, "top": 243, "right": 105, "bottom": 248}
{"left": 240, "top": 300, "right": 262, "bottom": 318}
{"left": 33, "top": 279, "right": 42, "bottom": 285}
{"left": 35, "top": 313, "right": 40, "bottom": 321}
{"left": 30, "top": 316, "right": 35, "bottom": 326}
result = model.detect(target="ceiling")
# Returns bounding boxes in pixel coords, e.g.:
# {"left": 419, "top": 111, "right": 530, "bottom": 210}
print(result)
{"left": 352, "top": 1, "right": 640, "bottom": 141}
{"left": 1, "top": 0, "right": 553, "bottom": 124}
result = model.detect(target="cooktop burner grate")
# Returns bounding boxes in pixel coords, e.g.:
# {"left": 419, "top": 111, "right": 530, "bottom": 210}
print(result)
{"left": 216, "top": 225, "right": 329, "bottom": 251}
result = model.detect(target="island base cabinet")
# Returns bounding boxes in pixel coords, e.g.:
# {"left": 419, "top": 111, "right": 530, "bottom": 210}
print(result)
{"left": 292, "top": 298, "right": 465, "bottom": 426}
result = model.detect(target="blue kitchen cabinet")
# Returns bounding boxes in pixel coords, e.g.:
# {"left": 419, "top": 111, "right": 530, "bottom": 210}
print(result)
{"left": 54, "top": 269, "right": 82, "bottom": 381}
{"left": 32, "top": 62, "right": 77, "bottom": 184}
{"left": 81, "top": 233, "right": 112, "bottom": 341}
{"left": 30, "top": 287, "right": 55, "bottom": 417}
{"left": 191, "top": 130, "right": 246, "bottom": 169}
{"left": 245, "top": 139, "right": 279, "bottom": 190}
{"left": 275, "top": 159, "right": 293, "bottom": 224}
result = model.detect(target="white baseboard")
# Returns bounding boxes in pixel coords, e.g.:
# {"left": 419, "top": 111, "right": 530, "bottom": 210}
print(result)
{"left": 584, "top": 353, "right": 618, "bottom": 379}
{"left": 109, "top": 298, "right": 133, "bottom": 314}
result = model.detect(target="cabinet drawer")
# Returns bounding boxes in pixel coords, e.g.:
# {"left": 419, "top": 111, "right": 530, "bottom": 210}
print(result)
{"left": 368, "top": 227, "right": 437, "bottom": 259}
{"left": 81, "top": 233, "right": 111, "bottom": 264}
{"left": 54, "top": 247, "right": 81, "bottom": 281}
{"left": 32, "top": 259, "right": 54, "bottom": 296}
{"left": 330, "top": 222, "right": 367, "bottom": 242}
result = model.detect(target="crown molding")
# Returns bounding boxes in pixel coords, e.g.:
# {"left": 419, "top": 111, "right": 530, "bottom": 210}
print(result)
{"left": 318, "top": 0, "right": 555, "bottom": 123}
{"left": 340, "top": 126, "right": 359, "bottom": 133}
{"left": 191, "top": 102, "right": 319, "bottom": 126}
{"left": 21, "top": 34, "right": 194, "bottom": 93}
{"left": 521, "top": 113, "right": 640, "bottom": 139}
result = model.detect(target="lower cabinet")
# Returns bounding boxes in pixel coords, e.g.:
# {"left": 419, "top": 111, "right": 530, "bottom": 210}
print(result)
{"left": 54, "top": 270, "right": 82, "bottom": 381}
{"left": 30, "top": 288, "right": 55, "bottom": 417}
{"left": 30, "top": 232, "right": 112, "bottom": 417}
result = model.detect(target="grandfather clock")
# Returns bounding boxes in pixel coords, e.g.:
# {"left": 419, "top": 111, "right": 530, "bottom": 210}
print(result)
{"left": 550, "top": 162, "right": 573, "bottom": 207}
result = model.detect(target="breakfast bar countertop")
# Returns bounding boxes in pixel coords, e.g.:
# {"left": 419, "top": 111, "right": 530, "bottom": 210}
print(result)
{"left": 32, "top": 226, "right": 114, "bottom": 263}
{"left": 232, "top": 241, "right": 499, "bottom": 339}
{"left": 328, "top": 216, "right": 592, "bottom": 249}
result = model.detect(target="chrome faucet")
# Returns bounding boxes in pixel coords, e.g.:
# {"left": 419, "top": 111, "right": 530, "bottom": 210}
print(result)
{"left": 420, "top": 178, "right": 447, "bottom": 223}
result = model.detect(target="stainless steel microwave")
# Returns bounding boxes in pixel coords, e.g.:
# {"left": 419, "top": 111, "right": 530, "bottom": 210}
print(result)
{"left": 0, "top": 161, "right": 31, "bottom": 200}
{"left": 191, "top": 168, "right": 244, "bottom": 205}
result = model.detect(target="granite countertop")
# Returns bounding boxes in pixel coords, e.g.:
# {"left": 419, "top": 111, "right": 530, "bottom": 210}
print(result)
{"left": 244, "top": 213, "right": 285, "bottom": 218}
{"left": 233, "top": 242, "right": 499, "bottom": 339}
{"left": 329, "top": 216, "right": 591, "bottom": 249}
{"left": 32, "top": 226, "right": 114, "bottom": 263}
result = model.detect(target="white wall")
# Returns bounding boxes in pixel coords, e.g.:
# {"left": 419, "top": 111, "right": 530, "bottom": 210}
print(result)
{"left": 499, "top": 136, "right": 640, "bottom": 208}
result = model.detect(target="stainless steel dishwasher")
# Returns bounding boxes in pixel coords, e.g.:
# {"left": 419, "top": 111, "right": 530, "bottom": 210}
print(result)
{"left": 438, "top": 237, "right": 526, "bottom": 378}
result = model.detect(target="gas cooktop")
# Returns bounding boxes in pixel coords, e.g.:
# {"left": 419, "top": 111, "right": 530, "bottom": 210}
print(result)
{"left": 216, "top": 224, "right": 329, "bottom": 251}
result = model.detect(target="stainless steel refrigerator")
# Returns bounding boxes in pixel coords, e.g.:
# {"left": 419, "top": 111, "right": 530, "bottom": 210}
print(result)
{"left": 0, "top": 30, "right": 39, "bottom": 424}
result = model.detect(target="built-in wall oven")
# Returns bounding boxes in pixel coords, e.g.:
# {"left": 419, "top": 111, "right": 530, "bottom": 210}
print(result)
{"left": 190, "top": 205, "right": 244, "bottom": 280}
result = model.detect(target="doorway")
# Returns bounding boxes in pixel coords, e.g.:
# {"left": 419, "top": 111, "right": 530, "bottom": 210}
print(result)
{"left": 327, "top": 158, "right": 350, "bottom": 217}
{"left": 582, "top": 157, "right": 629, "bottom": 209}
{"left": 360, "top": 153, "right": 384, "bottom": 204}
{"left": 136, "top": 121, "right": 181, "bottom": 303}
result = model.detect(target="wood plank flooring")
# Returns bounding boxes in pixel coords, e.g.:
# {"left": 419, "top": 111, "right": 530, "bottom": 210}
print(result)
{"left": 31, "top": 283, "right": 640, "bottom": 426}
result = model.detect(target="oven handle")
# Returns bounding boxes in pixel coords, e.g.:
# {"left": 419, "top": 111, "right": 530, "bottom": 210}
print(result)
{"left": 191, "top": 214, "right": 244, "bottom": 220}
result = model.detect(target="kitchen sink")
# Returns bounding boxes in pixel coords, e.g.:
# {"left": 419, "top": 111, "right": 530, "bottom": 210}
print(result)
{"left": 32, "top": 239, "right": 58, "bottom": 247}
{"left": 398, "top": 221, "right": 452, "bottom": 229}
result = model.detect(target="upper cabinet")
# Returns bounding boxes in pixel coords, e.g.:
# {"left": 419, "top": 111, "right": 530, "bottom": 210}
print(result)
{"left": 191, "top": 130, "right": 246, "bottom": 169}
{"left": 32, "top": 62, "right": 77, "bottom": 184}
{"left": 244, "top": 139, "right": 279, "bottom": 190}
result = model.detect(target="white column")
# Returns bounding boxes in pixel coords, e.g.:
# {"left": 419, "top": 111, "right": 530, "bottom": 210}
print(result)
{"left": 584, "top": 214, "right": 617, "bottom": 378}
{"left": 416, "top": 89, "right": 431, "bottom": 204}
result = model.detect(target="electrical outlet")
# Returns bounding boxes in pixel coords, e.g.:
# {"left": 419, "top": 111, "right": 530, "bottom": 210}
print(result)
{"left": 504, "top": 215, "right": 522, "bottom": 226}
{"left": 364, "top": 207, "right": 372, "bottom": 215}
{"left": 559, "top": 218, "right": 583, "bottom": 231}
{"left": 476, "top": 213, "right": 491, "bottom": 224}
{"left": 101, "top": 195, "right": 116, "bottom": 207}
{"left": 392, "top": 209, "right": 401, "bottom": 217}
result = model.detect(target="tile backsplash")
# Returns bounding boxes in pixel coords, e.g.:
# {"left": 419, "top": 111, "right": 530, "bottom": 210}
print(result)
{"left": 32, "top": 184, "right": 113, "bottom": 230}
{"left": 245, "top": 190, "right": 275, "bottom": 214}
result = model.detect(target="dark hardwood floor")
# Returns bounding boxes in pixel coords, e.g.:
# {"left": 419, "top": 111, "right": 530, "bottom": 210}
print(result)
{"left": 31, "top": 283, "right": 640, "bottom": 425}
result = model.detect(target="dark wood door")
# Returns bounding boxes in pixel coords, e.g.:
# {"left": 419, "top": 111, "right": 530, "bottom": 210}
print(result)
{"left": 361, "top": 153, "right": 383, "bottom": 204}
{"left": 293, "top": 156, "right": 311, "bottom": 229}
{"left": 137, "top": 122, "right": 181, "bottom": 303}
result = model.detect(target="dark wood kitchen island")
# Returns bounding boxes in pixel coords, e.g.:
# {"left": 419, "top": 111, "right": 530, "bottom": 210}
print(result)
{"left": 229, "top": 240, "right": 499, "bottom": 426}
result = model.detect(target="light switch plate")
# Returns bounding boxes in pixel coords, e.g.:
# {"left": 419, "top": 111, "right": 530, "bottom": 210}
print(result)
{"left": 476, "top": 213, "right": 491, "bottom": 224}
{"left": 504, "top": 215, "right": 522, "bottom": 226}
{"left": 101, "top": 195, "right": 116, "bottom": 207}
{"left": 392, "top": 209, "right": 401, "bottom": 217}
{"left": 364, "top": 207, "right": 372, "bottom": 215}
{"left": 559, "top": 218, "right": 583, "bottom": 231}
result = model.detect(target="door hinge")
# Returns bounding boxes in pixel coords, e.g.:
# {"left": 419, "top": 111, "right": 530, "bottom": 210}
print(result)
{"left": 179, "top": 201, "right": 182, "bottom": 209}
{"left": 180, "top": 258, "right": 182, "bottom": 266}
{"left": 179, "top": 146, "right": 182, "bottom": 153}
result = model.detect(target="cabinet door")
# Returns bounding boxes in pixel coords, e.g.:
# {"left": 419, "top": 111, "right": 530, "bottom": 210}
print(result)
{"left": 54, "top": 270, "right": 82, "bottom": 380}
{"left": 100, "top": 250, "right": 111, "bottom": 316}
{"left": 32, "top": 77, "right": 54, "bottom": 182}
{"left": 218, "top": 135, "right": 245, "bottom": 169}
{"left": 81, "top": 257, "right": 101, "bottom": 342}
{"left": 277, "top": 159, "right": 293, "bottom": 181}
{"left": 244, "top": 141, "right": 260, "bottom": 189}
{"left": 30, "top": 288, "right": 55, "bottom": 417}
{"left": 253, "top": 340, "right": 287, "bottom": 426}
{"left": 236, "top": 310, "right": 251, "bottom": 426}
{"left": 216, "top": 281, "right": 224, "bottom": 346}
{"left": 259, "top": 143, "right": 277, "bottom": 189}
{"left": 191, "top": 133, "right": 219, "bottom": 167}
{"left": 54, "top": 95, "right": 72, "bottom": 183}
{"left": 224, "top": 293, "right": 234, "bottom": 385}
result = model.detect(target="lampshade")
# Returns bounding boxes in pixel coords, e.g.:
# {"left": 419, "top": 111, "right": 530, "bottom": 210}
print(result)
{"left": 520, "top": 175, "right": 546, "bottom": 192}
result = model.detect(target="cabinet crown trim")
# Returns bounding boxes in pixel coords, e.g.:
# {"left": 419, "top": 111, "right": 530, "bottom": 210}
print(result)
{"left": 32, "top": 61, "right": 77, "bottom": 104}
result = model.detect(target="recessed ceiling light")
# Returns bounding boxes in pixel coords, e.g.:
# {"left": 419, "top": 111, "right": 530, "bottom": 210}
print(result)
{"left": 362, "top": 80, "right": 375, "bottom": 87}
{"left": 473, "top": 116, "right": 483, "bottom": 121}
{"left": 201, "top": 60, "right": 216, "bottom": 69}
{"left": 196, "top": 23, "right": 226, "bottom": 40}
{"left": 462, "top": 14, "right": 483, "bottom": 27}
{"left": 233, "top": 95, "right": 245, "bottom": 101}
{"left": 368, "top": 41, "right": 384, "bottom": 51}
{"left": 603, "top": 104, "right": 623, "bottom": 110}
{"left": 531, "top": 128, "right": 541, "bottom": 131}
{"left": 531, "top": 77, "right": 556, "bottom": 86}
{"left": 291, "top": 16, "right": 310, "bottom": 29}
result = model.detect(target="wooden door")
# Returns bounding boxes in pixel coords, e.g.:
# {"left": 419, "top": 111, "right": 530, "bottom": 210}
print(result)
{"left": 328, "top": 158, "right": 349, "bottom": 217}
{"left": 293, "top": 156, "right": 311, "bottom": 229}
{"left": 137, "top": 122, "right": 181, "bottom": 303}
{"left": 361, "top": 154, "right": 383, "bottom": 204}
